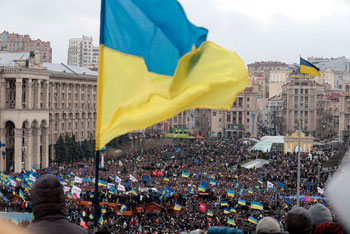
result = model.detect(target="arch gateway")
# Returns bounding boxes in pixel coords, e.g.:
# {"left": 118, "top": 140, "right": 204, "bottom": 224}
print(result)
{"left": 0, "top": 52, "right": 97, "bottom": 172}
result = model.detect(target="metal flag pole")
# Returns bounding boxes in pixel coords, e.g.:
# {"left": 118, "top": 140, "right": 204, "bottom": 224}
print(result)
{"left": 93, "top": 150, "right": 100, "bottom": 227}
{"left": 296, "top": 70, "right": 302, "bottom": 207}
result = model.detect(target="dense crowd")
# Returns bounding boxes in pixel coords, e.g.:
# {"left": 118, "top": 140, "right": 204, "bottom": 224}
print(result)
{"left": 0, "top": 138, "right": 346, "bottom": 233}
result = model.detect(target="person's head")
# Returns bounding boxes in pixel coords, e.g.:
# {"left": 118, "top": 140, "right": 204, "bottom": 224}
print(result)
{"left": 309, "top": 204, "right": 333, "bottom": 229}
{"left": 31, "top": 174, "right": 65, "bottom": 220}
{"left": 286, "top": 207, "right": 312, "bottom": 234}
{"left": 314, "top": 222, "right": 343, "bottom": 234}
{"left": 256, "top": 217, "right": 281, "bottom": 234}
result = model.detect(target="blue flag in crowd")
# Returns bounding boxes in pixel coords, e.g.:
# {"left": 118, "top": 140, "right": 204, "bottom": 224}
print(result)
{"left": 143, "top": 175, "right": 150, "bottom": 182}
{"left": 278, "top": 181, "right": 285, "bottom": 190}
{"left": 202, "top": 180, "right": 209, "bottom": 188}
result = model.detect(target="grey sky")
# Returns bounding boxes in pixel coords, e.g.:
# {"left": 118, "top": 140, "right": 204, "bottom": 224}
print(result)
{"left": 0, "top": 0, "right": 349, "bottom": 65}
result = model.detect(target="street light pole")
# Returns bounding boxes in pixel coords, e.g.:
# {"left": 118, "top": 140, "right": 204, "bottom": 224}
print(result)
{"left": 297, "top": 76, "right": 302, "bottom": 207}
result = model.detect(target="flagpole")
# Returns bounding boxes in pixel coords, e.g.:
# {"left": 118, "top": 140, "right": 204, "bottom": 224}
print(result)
{"left": 296, "top": 64, "right": 302, "bottom": 207}
{"left": 93, "top": 150, "right": 100, "bottom": 227}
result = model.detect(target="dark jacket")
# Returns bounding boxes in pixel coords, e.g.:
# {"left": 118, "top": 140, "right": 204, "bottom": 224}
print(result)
{"left": 28, "top": 174, "right": 88, "bottom": 234}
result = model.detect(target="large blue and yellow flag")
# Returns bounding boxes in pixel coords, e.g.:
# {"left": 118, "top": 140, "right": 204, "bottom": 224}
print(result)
{"left": 96, "top": 0, "right": 248, "bottom": 149}
{"left": 300, "top": 57, "right": 321, "bottom": 77}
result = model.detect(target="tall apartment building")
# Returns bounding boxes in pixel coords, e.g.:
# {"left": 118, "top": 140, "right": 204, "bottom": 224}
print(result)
{"left": 0, "top": 52, "right": 97, "bottom": 173}
{"left": 339, "top": 81, "right": 350, "bottom": 141}
{"left": 211, "top": 87, "right": 259, "bottom": 138}
{"left": 281, "top": 74, "right": 328, "bottom": 138}
{"left": 248, "top": 61, "right": 289, "bottom": 98}
{"left": 67, "top": 36, "right": 99, "bottom": 69}
{"left": 0, "top": 31, "right": 52, "bottom": 63}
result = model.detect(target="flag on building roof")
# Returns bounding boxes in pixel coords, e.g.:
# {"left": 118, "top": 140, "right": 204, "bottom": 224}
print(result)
{"left": 300, "top": 57, "right": 321, "bottom": 77}
{"left": 95, "top": 0, "right": 248, "bottom": 150}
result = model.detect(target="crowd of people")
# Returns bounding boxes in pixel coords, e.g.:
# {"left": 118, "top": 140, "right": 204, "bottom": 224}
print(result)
{"left": 0, "top": 138, "right": 347, "bottom": 233}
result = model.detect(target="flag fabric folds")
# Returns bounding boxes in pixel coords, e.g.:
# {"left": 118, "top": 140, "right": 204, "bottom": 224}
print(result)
{"left": 182, "top": 172, "right": 190, "bottom": 178}
{"left": 224, "top": 208, "right": 230, "bottom": 214}
{"left": 198, "top": 185, "right": 206, "bottom": 192}
{"left": 221, "top": 201, "right": 228, "bottom": 207}
{"left": 207, "top": 210, "right": 213, "bottom": 216}
{"left": 120, "top": 204, "right": 127, "bottom": 213}
{"left": 19, "top": 189, "right": 25, "bottom": 201}
{"left": 300, "top": 57, "right": 321, "bottom": 77}
{"left": 95, "top": 0, "right": 248, "bottom": 150}
{"left": 99, "top": 215, "right": 103, "bottom": 225}
{"left": 174, "top": 203, "right": 182, "bottom": 211}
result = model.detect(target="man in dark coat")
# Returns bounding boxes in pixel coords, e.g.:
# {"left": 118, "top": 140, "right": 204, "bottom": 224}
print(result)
{"left": 28, "top": 174, "right": 88, "bottom": 234}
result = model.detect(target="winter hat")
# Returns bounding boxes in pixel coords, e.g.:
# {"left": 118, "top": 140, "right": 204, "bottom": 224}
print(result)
{"left": 309, "top": 204, "right": 333, "bottom": 228}
{"left": 286, "top": 207, "right": 312, "bottom": 234}
{"left": 314, "top": 222, "right": 343, "bottom": 234}
{"left": 256, "top": 217, "right": 281, "bottom": 234}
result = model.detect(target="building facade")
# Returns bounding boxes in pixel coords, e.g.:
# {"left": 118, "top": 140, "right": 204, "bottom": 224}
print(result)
{"left": 210, "top": 87, "right": 259, "bottom": 138}
{"left": 0, "top": 31, "right": 52, "bottom": 63}
{"left": 339, "top": 80, "right": 350, "bottom": 142}
{"left": 281, "top": 74, "right": 328, "bottom": 138}
{"left": 67, "top": 36, "right": 99, "bottom": 69}
{"left": 0, "top": 52, "right": 97, "bottom": 172}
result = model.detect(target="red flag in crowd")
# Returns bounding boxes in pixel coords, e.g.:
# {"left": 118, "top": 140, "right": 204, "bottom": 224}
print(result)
{"left": 199, "top": 202, "right": 206, "bottom": 212}
{"left": 157, "top": 170, "right": 164, "bottom": 177}
{"left": 80, "top": 218, "right": 88, "bottom": 230}
{"left": 73, "top": 193, "right": 78, "bottom": 201}
{"left": 152, "top": 170, "right": 157, "bottom": 176}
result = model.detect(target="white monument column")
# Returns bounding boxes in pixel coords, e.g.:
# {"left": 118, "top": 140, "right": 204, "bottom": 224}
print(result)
{"left": 25, "top": 79, "right": 32, "bottom": 109}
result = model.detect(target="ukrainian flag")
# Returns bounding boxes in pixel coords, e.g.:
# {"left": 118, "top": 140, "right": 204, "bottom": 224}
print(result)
{"left": 224, "top": 208, "right": 230, "bottom": 214}
{"left": 258, "top": 179, "right": 263, "bottom": 185}
{"left": 227, "top": 218, "right": 236, "bottom": 226}
{"left": 227, "top": 189, "right": 235, "bottom": 197}
{"left": 234, "top": 182, "right": 239, "bottom": 188}
{"left": 300, "top": 57, "right": 321, "bottom": 77}
{"left": 89, "top": 214, "right": 94, "bottom": 220}
{"left": 10, "top": 219, "right": 19, "bottom": 225}
{"left": 99, "top": 215, "right": 104, "bottom": 225}
{"left": 207, "top": 210, "right": 213, "bottom": 216}
{"left": 221, "top": 201, "right": 229, "bottom": 207}
{"left": 67, "top": 193, "right": 73, "bottom": 199}
{"left": 19, "top": 189, "right": 25, "bottom": 201}
{"left": 235, "top": 175, "right": 238, "bottom": 179}
{"left": 9, "top": 163, "right": 13, "bottom": 172}
{"left": 248, "top": 188, "right": 254, "bottom": 194}
{"left": 98, "top": 180, "right": 107, "bottom": 187}
{"left": 173, "top": 172, "right": 177, "bottom": 177}
{"left": 170, "top": 155, "right": 175, "bottom": 159}
{"left": 251, "top": 201, "right": 264, "bottom": 210}
{"left": 239, "top": 188, "right": 245, "bottom": 196}
{"left": 230, "top": 208, "right": 236, "bottom": 213}
{"left": 198, "top": 185, "right": 206, "bottom": 192}
{"left": 121, "top": 204, "right": 127, "bottom": 213}
{"left": 95, "top": 0, "right": 248, "bottom": 150}
{"left": 174, "top": 203, "right": 182, "bottom": 211}
{"left": 164, "top": 177, "right": 170, "bottom": 182}
{"left": 248, "top": 216, "right": 258, "bottom": 224}
{"left": 255, "top": 185, "right": 260, "bottom": 189}
{"left": 238, "top": 199, "right": 246, "bottom": 206}
{"left": 131, "top": 188, "right": 138, "bottom": 195}
{"left": 210, "top": 178, "right": 217, "bottom": 186}
{"left": 182, "top": 172, "right": 190, "bottom": 178}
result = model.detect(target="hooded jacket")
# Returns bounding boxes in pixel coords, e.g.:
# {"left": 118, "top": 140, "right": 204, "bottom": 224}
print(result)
{"left": 28, "top": 174, "right": 88, "bottom": 234}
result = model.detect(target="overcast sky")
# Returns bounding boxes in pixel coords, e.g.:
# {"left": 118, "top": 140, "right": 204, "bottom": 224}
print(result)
{"left": 0, "top": 0, "right": 349, "bottom": 65}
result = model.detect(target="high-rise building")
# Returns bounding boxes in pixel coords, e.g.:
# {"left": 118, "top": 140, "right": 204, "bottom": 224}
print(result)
{"left": 67, "top": 36, "right": 99, "bottom": 69}
{"left": 0, "top": 31, "right": 52, "bottom": 63}
{"left": 281, "top": 74, "right": 329, "bottom": 138}
{"left": 0, "top": 52, "right": 97, "bottom": 173}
